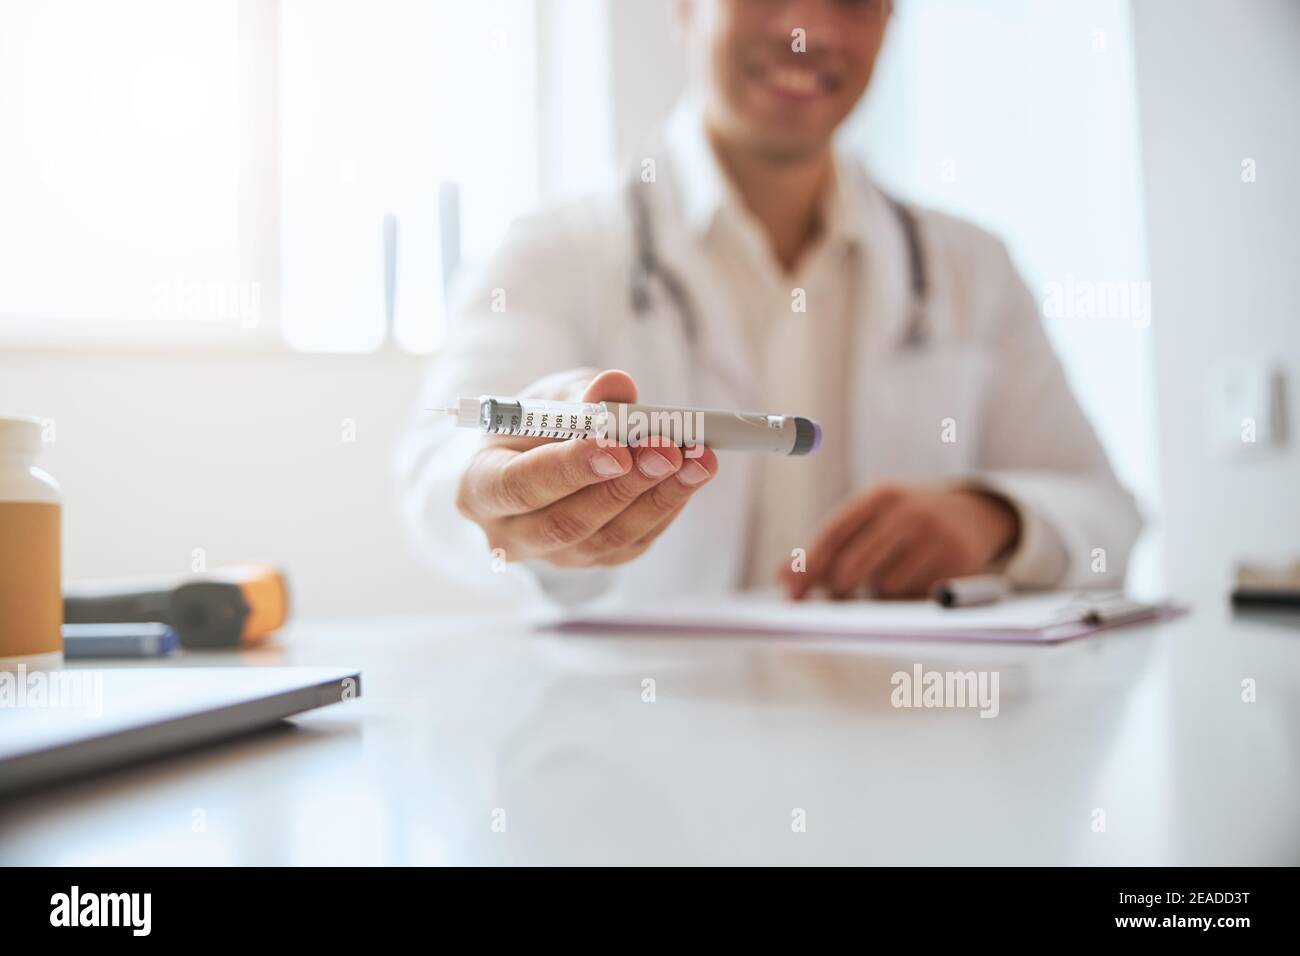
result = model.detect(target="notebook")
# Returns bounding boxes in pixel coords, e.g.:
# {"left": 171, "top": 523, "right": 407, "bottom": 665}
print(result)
{"left": 544, "top": 591, "right": 1180, "bottom": 644}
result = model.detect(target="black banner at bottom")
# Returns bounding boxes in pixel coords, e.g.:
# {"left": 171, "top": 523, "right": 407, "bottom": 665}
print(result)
{"left": 0, "top": 865, "right": 1289, "bottom": 940}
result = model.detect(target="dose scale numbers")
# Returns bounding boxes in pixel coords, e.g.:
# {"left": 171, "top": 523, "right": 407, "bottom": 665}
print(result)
{"left": 484, "top": 399, "right": 606, "bottom": 440}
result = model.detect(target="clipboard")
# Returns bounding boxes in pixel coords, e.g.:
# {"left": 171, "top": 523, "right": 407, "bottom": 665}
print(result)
{"left": 543, "top": 591, "right": 1183, "bottom": 644}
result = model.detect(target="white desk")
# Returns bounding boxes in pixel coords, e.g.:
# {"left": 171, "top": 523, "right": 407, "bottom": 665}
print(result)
{"left": 2, "top": 605, "right": 1298, "bottom": 865}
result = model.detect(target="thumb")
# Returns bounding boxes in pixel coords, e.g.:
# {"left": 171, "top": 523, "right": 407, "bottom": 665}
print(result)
{"left": 582, "top": 368, "right": 638, "bottom": 404}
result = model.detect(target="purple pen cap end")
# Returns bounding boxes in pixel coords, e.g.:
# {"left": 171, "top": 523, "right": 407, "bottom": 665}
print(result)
{"left": 791, "top": 417, "right": 821, "bottom": 455}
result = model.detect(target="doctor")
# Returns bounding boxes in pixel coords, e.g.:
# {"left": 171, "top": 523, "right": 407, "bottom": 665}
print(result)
{"left": 398, "top": 0, "right": 1141, "bottom": 606}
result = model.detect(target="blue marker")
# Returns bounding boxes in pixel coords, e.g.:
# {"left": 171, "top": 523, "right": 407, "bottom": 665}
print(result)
{"left": 62, "top": 623, "right": 178, "bottom": 659}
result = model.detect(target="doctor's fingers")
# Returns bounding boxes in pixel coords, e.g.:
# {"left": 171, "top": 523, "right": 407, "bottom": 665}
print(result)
{"left": 789, "top": 484, "right": 909, "bottom": 598}
{"left": 548, "top": 446, "right": 718, "bottom": 566}
{"left": 458, "top": 439, "right": 636, "bottom": 520}
{"left": 873, "top": 544, "right": 952, "bottom": 599}
{"left": 824, "top": 506, "right": 923, "bottom": 598}
{"left": 495, "top": 444, "right": 711, "bottom": 557}
{"left": 547, "top": 500, "right": 689, "bottom": 569}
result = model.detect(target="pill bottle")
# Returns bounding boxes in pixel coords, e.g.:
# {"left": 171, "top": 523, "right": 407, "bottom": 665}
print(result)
{"left": 0, "top": 415, "right": 63, "bottom": 668}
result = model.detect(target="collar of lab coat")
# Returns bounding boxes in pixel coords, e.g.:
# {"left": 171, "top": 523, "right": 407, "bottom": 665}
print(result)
{"left": 662, "top": 97, "right": 868, "bottom": 253}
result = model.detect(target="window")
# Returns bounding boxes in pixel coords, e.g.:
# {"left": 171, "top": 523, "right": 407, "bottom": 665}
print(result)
{"left": 0, "top": 0, "right": 250, "bottom": 345}
{"left": 0, "top": 0, "right": 541, "bottom": 352}
{"left": 278, "top": 0, "right": 539, "bottom": 353}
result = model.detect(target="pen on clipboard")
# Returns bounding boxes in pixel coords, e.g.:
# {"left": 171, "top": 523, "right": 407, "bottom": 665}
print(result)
{"left": 932, "top": 574, "right": 1011, "bottom": 608}
{"left": 1064, "top": 594, "right": 1159, "bottom": 626}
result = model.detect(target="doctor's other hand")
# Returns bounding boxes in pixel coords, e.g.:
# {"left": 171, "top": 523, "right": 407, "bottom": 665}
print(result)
{"left": 455, "top": 368, "right": 718, "bottom": 568}
{"left": 780, "top": 485, "right": 1020, "bottom": 600}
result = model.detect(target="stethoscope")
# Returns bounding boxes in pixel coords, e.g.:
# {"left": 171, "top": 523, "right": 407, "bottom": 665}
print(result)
{"left": 626, "top": 168, "right": 930, "bottom": 350}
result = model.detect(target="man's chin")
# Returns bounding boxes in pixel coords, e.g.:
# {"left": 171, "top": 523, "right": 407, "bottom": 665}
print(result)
{"left": 708, "top": 102, "right": 837, "bottom": 164}
{"left": 749, "top": 130, "right": 835, "bottom": 165}
{"left": 738, "top": 109, "right": 840, "bottom": 163}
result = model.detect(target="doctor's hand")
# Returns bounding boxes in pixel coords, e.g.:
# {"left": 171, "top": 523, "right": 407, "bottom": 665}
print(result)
{"left": 779, "top": 485, "right": 1020, "bottom": 600}
{"left": 455, "top": 368, "right": 718, "bottom": 568}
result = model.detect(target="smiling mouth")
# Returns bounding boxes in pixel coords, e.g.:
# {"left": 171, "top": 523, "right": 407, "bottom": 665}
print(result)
{"left": 745, "top": 61, "right": 843, "bottom": 99}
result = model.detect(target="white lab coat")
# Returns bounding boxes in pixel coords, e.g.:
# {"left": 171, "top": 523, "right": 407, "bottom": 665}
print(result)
{"left": 397, "top": 112, "right": 1142, "bottom": 609}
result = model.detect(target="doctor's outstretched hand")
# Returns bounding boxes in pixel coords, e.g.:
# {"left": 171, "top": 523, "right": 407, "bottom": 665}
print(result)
{"left": 455, "top": 369, "right": 718, "bottom": 568}
{"left": 780, "top": 484, "right": 1021, "bottom": 601}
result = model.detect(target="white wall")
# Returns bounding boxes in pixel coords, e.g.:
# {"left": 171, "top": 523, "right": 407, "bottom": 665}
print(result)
{"left": 606, "top": 0, "right": 686, "bottom": 164}
{"left": 536, "top": 0, "right": 616, "bottom": 200}
{"left": 0, "top": 349, "right": 470, "bottom": 616}
{"left": 1131, "top": 0, "right": 1300, "bottom": 597}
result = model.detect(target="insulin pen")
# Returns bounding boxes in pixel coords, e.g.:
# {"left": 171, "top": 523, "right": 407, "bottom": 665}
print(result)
{"left": 445, "top": 395, "right": 822, "bottom": 456}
